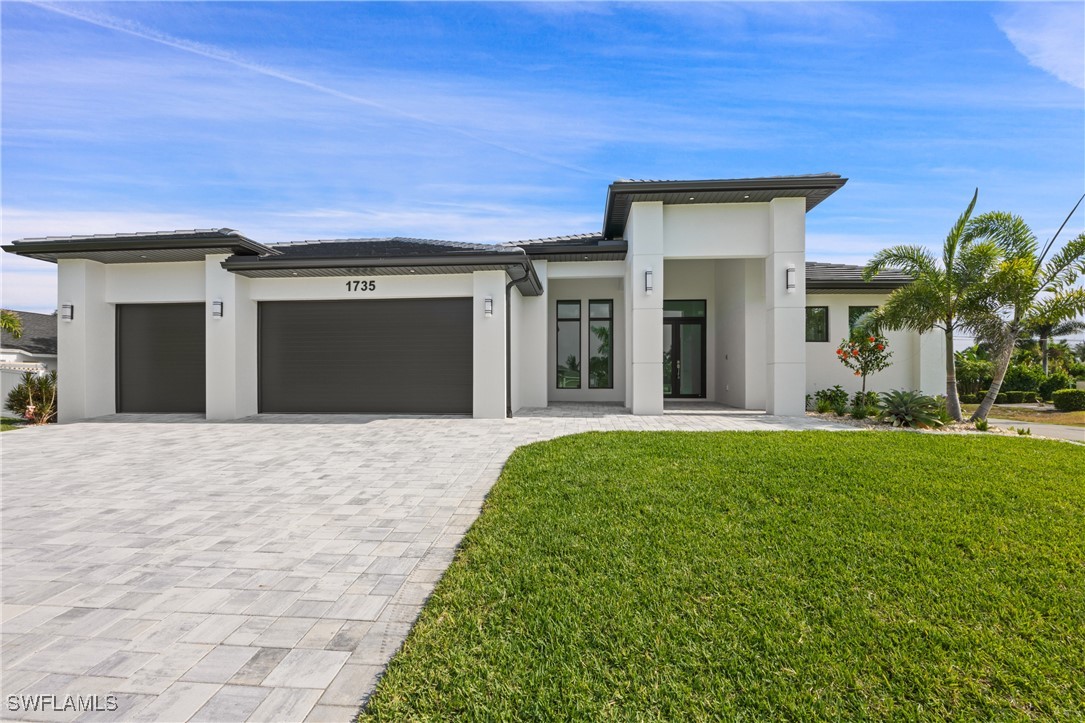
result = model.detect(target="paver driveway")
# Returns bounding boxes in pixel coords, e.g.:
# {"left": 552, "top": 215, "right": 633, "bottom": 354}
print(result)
{"left": 2, "top": 407, "right": 847, "bottom": 722}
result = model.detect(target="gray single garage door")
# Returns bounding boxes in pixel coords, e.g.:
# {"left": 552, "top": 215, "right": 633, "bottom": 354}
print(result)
{"left": 116, "top": 303, "right": 206, "bottom": 413}
{"left": 259, "top": 298, "right": 473, "bottom": 414}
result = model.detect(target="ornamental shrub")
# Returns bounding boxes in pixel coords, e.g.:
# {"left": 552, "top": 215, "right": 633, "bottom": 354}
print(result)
{"left": 836, "top": 332, "right": 892, "bottom": 393}
{"left": 815, "top": 386, "right": 849, "bottom": 408}
{"left": 1038, "top": 371, "right": 1075, "bottom": 402}
{"left": 5, "top": 370, "right": 58, "bottom": 424}
{"left": 879, "top": 390, "right": 944, "bottom": 429}
{"left": 1067, "top": 361, "right": 1085, "bottom": 380}
{"left": 1052, "top": 389, "right": 1085, "bottom": 412}
{"left": 1002, "top": 363, "right": 1045, "bottom": 392}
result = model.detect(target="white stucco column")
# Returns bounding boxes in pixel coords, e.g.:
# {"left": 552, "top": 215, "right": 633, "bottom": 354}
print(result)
{"left": 473, "top": 270, "right": 507, "bottom": 419}
{"left": 916, "top": 331, "right": 945, "bottom": 397}
{"left": 205, "top": 255, "right": 257, "bottom": 420}
{"left": 764, "top": 197, "right": 806, "bottom": 416}
{"left": 56, "top": 259, "right": 115, "bottom": 422}
{"left": 516, "top": 260, "right": 548, "bottom": 410}
{"left": 627, "top": 202, "right": 664, "bottom": 415}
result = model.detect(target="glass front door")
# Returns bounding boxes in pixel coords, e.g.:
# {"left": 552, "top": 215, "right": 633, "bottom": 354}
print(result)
{"left": 663, "top": 319, "right": 706, "bottom": 398}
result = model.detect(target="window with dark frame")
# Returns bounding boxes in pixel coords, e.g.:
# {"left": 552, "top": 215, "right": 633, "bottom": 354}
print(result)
{"left": 849, "top": 305, "right": 877, "bottom": 331}
{"left": 588, "top": 300, "right": 613, "bottom": 389}
{"left": 556, "top": 301, "right": 581, "bottom": 389}
{"left": 806, "top": 306, "right": 829, "bottom": 342}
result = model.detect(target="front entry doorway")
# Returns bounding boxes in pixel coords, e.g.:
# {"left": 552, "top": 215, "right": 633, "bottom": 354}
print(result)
{"left": 662, "top": 300, "right": 706, "bottom": 398}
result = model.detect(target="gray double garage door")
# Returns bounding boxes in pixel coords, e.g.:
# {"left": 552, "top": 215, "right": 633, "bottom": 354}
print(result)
{"left": 116, "top": 299, "right": 473, "bottom": 414}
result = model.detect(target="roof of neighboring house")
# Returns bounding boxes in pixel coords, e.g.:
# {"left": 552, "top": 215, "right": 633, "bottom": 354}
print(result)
{"left": 805, "top": 261, "right": 912, "bottom": 290}
{"left": 1, "top": 228, "right": 273, "bottom": 263}
{"left": 0, "top": 310, "right": 57, "bottom": 355}
{"left": 603, "top": 174, "right": 848, "bottom": 239}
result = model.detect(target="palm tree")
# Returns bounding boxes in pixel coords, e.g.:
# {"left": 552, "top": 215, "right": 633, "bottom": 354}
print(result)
{"left": 0, "top": 310, "right": 22, "bottom": 339}
{"left": 1023, "top": 298, "right": 1085, "bottom": 374}
{"left": 966, "top": 210, "right": 1085, "bottom": 421}
{"left": 862, "top": 190, "right": 1001, "bottom": 422}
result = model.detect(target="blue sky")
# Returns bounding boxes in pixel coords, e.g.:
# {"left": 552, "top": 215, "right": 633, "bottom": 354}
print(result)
{"left": 2, "top": 1, "right": 1083, "bottom": 320}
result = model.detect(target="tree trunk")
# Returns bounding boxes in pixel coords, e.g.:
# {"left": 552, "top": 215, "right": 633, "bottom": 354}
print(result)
{"left": 971, "top": 324, "right": 1017, "bottom": 422}
{"left": 1040, "top": 335, "right": 1049, "bottom": 375}
{"left": 944, "top": 326, "right": 963, "bottom": 422}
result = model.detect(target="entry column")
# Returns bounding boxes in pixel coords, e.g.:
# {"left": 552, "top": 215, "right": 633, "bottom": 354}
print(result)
{"left": 764, "top": 197, "right": 806, "bottom": 416}
{"left": 627, "top": 202, "right": 664, "bottom": 415}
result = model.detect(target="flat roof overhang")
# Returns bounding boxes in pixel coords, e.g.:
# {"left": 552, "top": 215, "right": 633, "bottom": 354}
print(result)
{"left": 603, "top": 174, "right": 848, "bottom": 239}
{"left": 1, "top": 229, "right": 274, "bottom": 264}
{"left": 222, "top": 250, "right": 544, "bottom": 296}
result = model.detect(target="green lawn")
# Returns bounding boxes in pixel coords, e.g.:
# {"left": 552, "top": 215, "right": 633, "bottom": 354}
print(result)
{"left": 1, "top": 416, "right": 25, "bottom": 432}
{"left": 360, "top": 432, "right": 1084, "bottom": 721}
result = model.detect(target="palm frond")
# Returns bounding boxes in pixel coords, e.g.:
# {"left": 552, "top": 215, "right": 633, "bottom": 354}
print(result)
{"left": 1040, "top": 232, "right": 1085, "bottom": 292}
{"left": 876, "top": 283, "right": 944, "bottom": 333}
{"left": 942, "top": 188, "right": 979, "bottom": 268}
{"left": 968, "top": 211, "right": 1038, "bottom": 260}
{"left": 863, "top": 245, "right": 938, "bottom": 282}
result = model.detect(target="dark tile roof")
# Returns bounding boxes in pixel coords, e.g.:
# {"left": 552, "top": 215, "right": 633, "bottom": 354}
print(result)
{"left": 805, "top": 261, "right": 912, "bottom": 289}
{"left": 266, "top": 237, "right": 503, "bottom": 258}
{"left": 3, "top": 228, "right": 271, "bottom": 264}
{"left": 0, "top": 310, "right": 57, "bottom": 355}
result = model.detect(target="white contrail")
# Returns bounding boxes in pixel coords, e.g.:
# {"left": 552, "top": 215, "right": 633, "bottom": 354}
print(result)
{"left": 30, "top": 1, "right": 606, "bottom": 178}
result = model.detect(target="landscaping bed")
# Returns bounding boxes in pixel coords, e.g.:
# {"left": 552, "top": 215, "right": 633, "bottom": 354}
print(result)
{"left": 360, "top": 432, "right": 1084, "bottom": 720}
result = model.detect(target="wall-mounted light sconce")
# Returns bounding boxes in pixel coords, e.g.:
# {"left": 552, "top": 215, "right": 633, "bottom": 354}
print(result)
{"left": 484, "top": 297, "right": 493, "bottom": 317}
{"left": 644, "top": 268, "right": 654, "bottom": 295}
{"left": 60, "top": 303, "right": 75, "bottom": 321}
{"left": 786, "top": 264, "right": 797, "bottom": 293}
{"left": 211, "top": 300, "right": 224, "bottom": 318}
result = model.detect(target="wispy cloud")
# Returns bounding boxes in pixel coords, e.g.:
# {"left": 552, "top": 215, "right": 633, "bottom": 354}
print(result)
{"left": 29, "top": 1, "right": 606, "bottom": 177}
{"left": 995, "top": 3, "right": 1085, "bottom": 90}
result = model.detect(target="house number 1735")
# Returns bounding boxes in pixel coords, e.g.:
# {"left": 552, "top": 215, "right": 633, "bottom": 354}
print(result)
{"left": 345, "top": 280, "right": 376, "bottom": 291}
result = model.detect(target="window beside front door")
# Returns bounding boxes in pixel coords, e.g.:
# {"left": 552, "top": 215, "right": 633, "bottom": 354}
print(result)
{"left": 849, "top": 305, "right": 877, "bottom": 331}
{"left": 588, "top": 300, "right": 613, "bottom": 389}
{"left": 556, "top": 301, "right": 581, "bottom": 388}
{"left": 806, "top": 306, "right": 829, "bottom": 342}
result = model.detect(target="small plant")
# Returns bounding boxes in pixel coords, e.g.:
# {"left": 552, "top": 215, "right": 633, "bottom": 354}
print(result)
{"left": 974, "top": 418, "right": 989, "bottom": 431}
{"left": 814, "top": 386, "right": 848, "bottom": 414}
{"left": 1052, "top": 388, "right": 1085, "bottom": 412}
{"left": 5, "top": 370, "right": 58, "bottom": 425}
{"left": 831, "top": 399, "right": 849, "bottom": 416}
{"left": 931, "top": 395, "right": 954, "bottom": 426}
{"left": 849, "top": 390, "right": 879, "bottom": 419}
{"left": 836, "top": 332, "right": 893, "bottom": 393}
{"left": 879, "top": 390, "right": 944, "bottom": 429}
{"left": 1017, "top": 427, "right": 1032, "bottom": 436}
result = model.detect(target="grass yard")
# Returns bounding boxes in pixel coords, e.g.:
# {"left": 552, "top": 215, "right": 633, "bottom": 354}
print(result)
{"left": 962, "top": 404, "right": 1085, "bottom": 428}
{"left": 361, "top": 431, "right": 1084, "bottom": 721}
{"left": 1, "top": 416, "right": 25, "bottom": 432}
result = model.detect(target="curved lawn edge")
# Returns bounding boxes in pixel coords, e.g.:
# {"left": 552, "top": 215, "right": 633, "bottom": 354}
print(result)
{"left": 360, "top": 431, "right": 1085, "bottom": 721}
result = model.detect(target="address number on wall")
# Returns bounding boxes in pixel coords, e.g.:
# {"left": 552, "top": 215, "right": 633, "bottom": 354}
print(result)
{"left": 345, "top": 280, "right": 377, "bottom": 292}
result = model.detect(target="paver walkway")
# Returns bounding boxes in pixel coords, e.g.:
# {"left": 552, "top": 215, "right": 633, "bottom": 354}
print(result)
{"left": 1, "top": 406, "right": 847, "bottom": 722}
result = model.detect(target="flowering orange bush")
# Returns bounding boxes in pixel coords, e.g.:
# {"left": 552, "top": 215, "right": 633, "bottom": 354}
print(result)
{"left": 836, "top": 332, "right": 892, "bottom": 392}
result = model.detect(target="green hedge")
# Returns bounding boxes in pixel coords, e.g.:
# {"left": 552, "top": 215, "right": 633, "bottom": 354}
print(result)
{"left": 1052, "top": 389, "right": 1085, "bottom": 412}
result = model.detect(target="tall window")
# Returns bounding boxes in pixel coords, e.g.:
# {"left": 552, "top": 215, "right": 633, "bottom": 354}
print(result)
{"left": 556, "top": 301, "right": 581, "bottom": 388}
{"left": 849, "top": 306, "right": 877, "bottom": 331}
{"left": 806, "top": 307, "right": 829, "bottom": 342}
{"left": 588, "top": 300, "right": 613, "bottom": 389}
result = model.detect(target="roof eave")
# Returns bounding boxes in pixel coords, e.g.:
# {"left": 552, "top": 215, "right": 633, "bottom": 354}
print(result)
{"left": 222, "top": 251, "right": 544, "bottom": 296}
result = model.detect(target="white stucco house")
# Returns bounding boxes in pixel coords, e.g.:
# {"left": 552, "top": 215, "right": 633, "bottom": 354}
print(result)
{"left": 3, "top": 175, "right": 945, "bottom": 422}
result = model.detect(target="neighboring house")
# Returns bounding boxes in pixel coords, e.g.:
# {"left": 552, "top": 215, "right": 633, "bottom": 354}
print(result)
{"left": 3, "top": 174, "right": 944, "bottom": 422}
{"left": 0, "top": 310, "right": 58, "bottom": 409}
